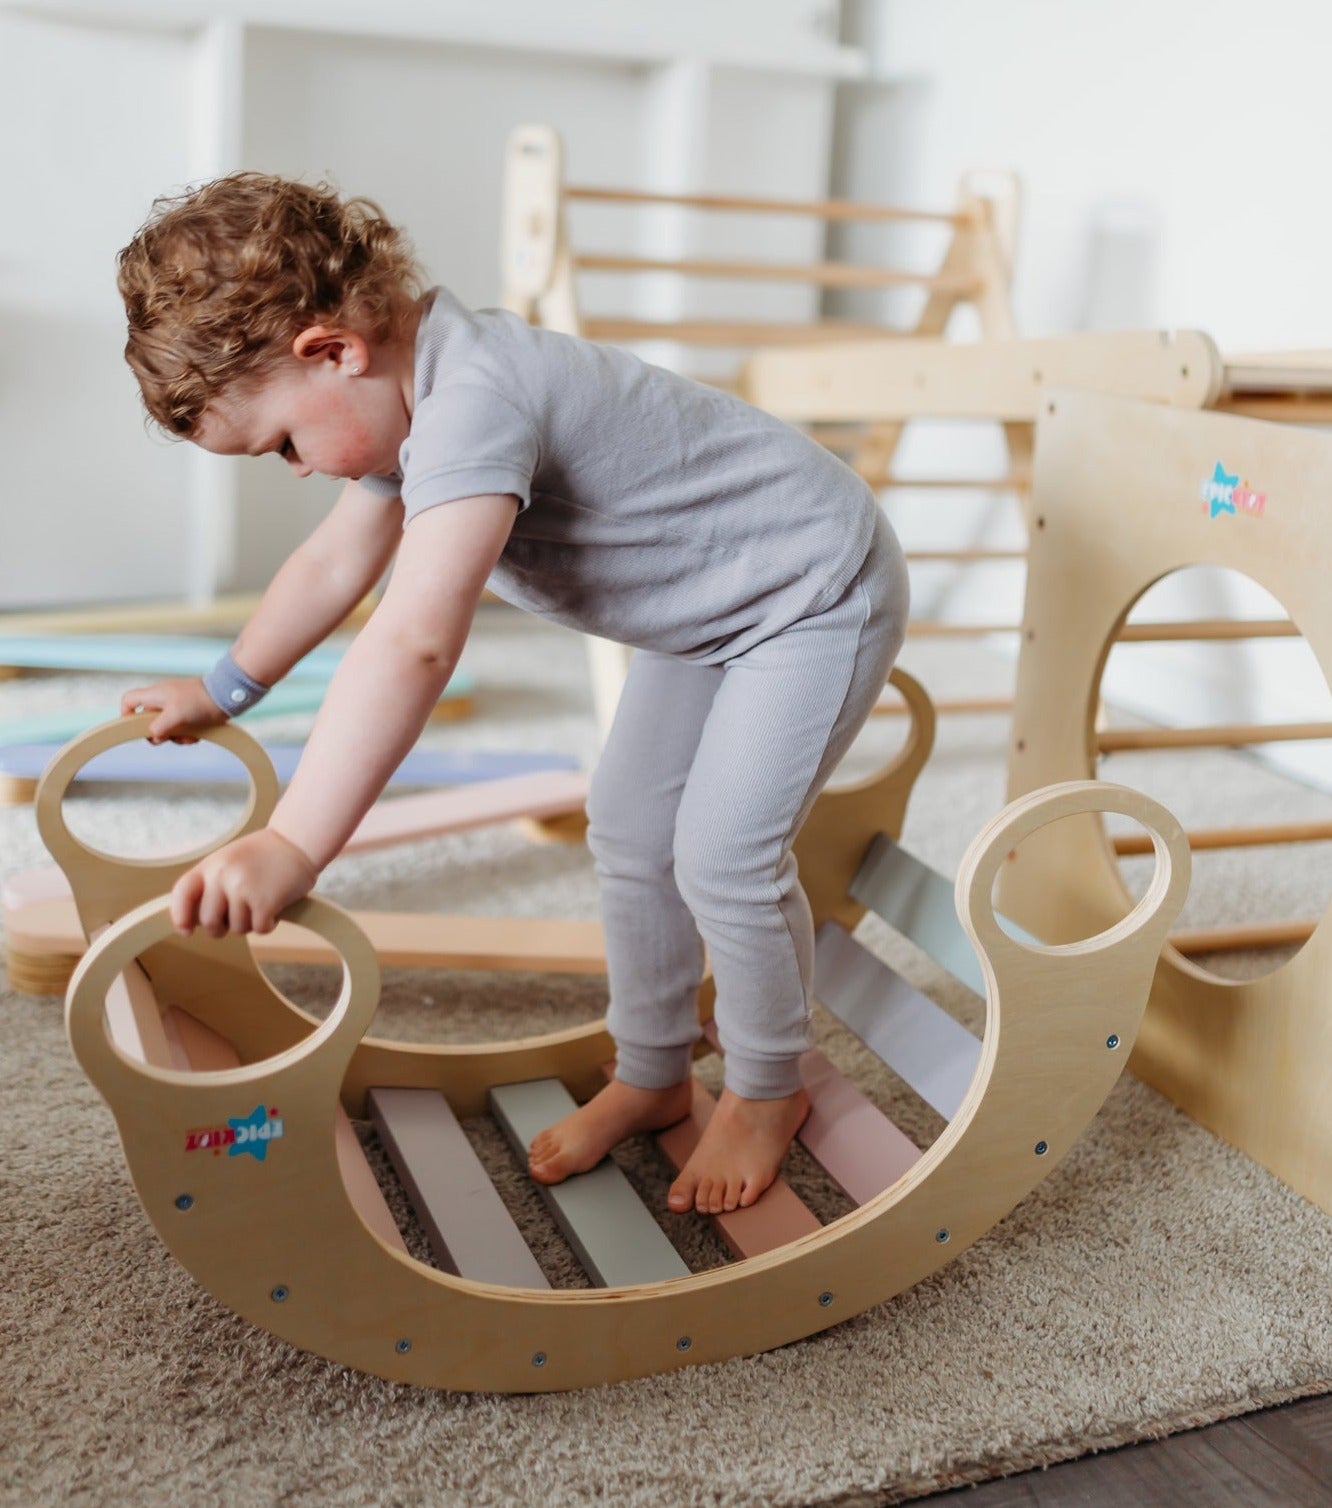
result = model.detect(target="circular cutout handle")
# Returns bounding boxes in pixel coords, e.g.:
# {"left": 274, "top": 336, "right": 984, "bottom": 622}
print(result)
{"left": 36, "top": 714, "right": 280, "bottom": 882}
{"left": 65, "top": 892, "right": 381, "bottom": 1101}
{"left": 955, "top": 779, "right": 1191, "bottom": 976}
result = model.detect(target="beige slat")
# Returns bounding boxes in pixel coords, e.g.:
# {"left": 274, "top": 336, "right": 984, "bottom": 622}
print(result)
{"left": 566, "top": 183, "right": 968, "bottom": 226}
{"left": 573, "top": 253, "right": 978, "bottom": 294}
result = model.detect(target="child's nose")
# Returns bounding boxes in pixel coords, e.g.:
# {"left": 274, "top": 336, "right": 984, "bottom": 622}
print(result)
{"left": 286, "top": 455, "right": 313, "bottom": 478}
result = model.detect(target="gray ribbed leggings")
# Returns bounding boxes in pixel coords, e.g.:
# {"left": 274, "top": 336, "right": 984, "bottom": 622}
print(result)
{"left": 585, "top": 514, "right": 909, "bottom": 1099}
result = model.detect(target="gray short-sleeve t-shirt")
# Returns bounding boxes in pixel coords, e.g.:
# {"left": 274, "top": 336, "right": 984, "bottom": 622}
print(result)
{"left": 359, "top": 288, "right": 879, "bottom": 662}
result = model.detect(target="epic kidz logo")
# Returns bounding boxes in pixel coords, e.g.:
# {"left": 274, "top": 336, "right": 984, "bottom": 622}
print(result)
{"left": 1200, "top": 462, "right": 1266, "bottom": 520}
{"left": 185, "top": 1104, "right": 285, "bottom": 1162}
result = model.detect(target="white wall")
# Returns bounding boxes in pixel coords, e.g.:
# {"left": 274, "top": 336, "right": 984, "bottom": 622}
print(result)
{"left": 0, "top": 11, "right": 194, "bottom": 609}
{"left": 836, "top": 0, "right": 1332, "bottom": 784}
{"left": 1, "top": 0, "right": 857, "bottom": 605}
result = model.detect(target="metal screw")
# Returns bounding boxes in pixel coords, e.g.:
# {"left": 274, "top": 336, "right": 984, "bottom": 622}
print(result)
{"left": 676, "top": 1336, "right": 692, "bottom": 1352}
{"left": 935, "top": 1228, "right": 951, "bottom": 1244}
{"left": 1034, "top": 1140, "right": 1049, "bottom": 1156}
{"left": 395, "top": 1338, "right": 412, "bottom": 1355}
{"left": 818, "top": 1291, "right": 834, "bottom": 1308}
{"left": 174, "top": 1194, "right": 194, "bottom": 1211}
{"left": 531, "top": 1351, "right": 548, "bottom": 1368}
{"left": 1107, "top": 1033, "right": 1120, "bottom": 1050}
{"left": 270, "top": 1285, "right": 289, "bottom": 1303}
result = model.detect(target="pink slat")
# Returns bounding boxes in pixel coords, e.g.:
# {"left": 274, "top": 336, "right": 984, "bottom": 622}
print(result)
{"left": 346, "top": 770, "right": 588, "bottom": 853}
{"left": 796, "top": 1049, "right": 921, "bottom": 1204}
{"left": 701, "top": 1022, "right": 921, "bottom": 1206}
{"left": 4, "top": 770, "right": 590, "bottom": 917}
{"left": 655, "top": 1081, "right": 822, "bottom": 1259}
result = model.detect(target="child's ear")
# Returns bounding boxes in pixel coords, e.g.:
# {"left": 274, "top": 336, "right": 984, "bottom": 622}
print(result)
{"left": 291, "top": 326, "right": 370, "bottom": 375}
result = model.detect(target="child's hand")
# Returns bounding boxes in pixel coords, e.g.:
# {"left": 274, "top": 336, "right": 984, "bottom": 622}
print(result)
{"left": 170, "top": 829, "right": 319, "bottom": 938}
{"left": 120, "top": 677, "right": 229, "bottom": 744}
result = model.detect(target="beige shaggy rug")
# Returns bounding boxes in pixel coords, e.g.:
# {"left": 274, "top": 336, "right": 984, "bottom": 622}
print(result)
{"left": 3, "top": 608, "right": 1331, "bottom": 1507}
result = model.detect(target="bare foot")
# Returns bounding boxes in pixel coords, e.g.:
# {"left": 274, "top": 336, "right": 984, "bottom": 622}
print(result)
{"left": 528, "top": 1076, "right": 693, "bottom": 1185}
{"left": 668, "top": 1086, "right": 810, "bottom": 1215}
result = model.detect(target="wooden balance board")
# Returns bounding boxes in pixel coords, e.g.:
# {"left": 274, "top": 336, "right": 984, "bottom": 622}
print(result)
{"left": 0, "top": 738, "right": 575, "bottom": 801}
{"left": 5, "top": 719, "right": 592, "bottom": 996}
{"left": 0, "top": 634, "right": 474, "bottom": 748}
{"left": 51, "top": 684, "right": 1189, "bottom": 1390}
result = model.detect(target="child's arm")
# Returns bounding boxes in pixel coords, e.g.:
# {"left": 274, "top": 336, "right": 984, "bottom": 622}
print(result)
{"left": 168, "top": 493, "right": 521, "bottom": 937}
{"left": 121, "top": 480, "right": 406, "bottom": 742}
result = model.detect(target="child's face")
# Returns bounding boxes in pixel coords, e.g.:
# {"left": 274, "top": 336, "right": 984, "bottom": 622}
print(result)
{"left": 194, "top": 340, "right": 408, "bottom": 485}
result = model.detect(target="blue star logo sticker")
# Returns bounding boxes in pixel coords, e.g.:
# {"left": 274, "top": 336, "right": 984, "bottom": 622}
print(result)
{"left": 227, "top": 1104, "right": 280, "bottom": 1161}
{"left": 1207, "top": 462, "right": 1238, "bottom": 519}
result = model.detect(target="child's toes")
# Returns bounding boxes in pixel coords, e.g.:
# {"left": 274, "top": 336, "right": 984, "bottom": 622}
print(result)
{"left": 667, "top": 1172, "right": 698, "bottom": 1212}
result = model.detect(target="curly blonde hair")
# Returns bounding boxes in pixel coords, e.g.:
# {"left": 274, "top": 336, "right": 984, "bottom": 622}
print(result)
{"left": 117, "top": 172, "right": 426, "bottom": 437}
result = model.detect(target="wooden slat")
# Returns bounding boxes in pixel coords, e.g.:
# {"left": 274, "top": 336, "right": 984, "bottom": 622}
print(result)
{"left": 565, "top": 182, "right": 968, "bottom": 226}
{"left": 1113, "top": 819, "right": 1332, "bottom": 854}
{"left": 697, "top": 1021, "right": 921, "bottom": 1214}
{"left": 847, "top": 834, "right": 1041, "bottom": 997}
{"left": 1098, "top": 720, "right": 1332, "bottom": 753}
{"left": 873, "top": 695, "right": 1011, "bottom": 717}
{"left": 813, "top": 921, "right": 981, "bottom": 1120}
{"left": 573, "top": 252, "right": 978, "bottom": 294}
{"left": 651, "top": 1076, "right": 822, "bottom": 1259}
{"left": 1170, "top": 919, "right": 1317, "bottom": 955}
{"left": 488, "top": 1079, "right": 690, "bottom": 1287}
{"left": 582, "top": 317, "right": 899, "bottom": 346}
{"left": 0, "top": 740, "right": 575, "bottom": 793}
{"left": 797, "top": 1048, "right": 923, "bottom": 1204}
{"left": 1118, "top": 618, "right": 1299, "bottom": 642}
{"left": 905, "top": 621, "right": 1020, "bottom": 638}
{"left": 905, "top": 548, "right": 1026, "bottom": 562}
{"left": 5, "top": 894, "right": 605, "bottom": 980}
{"left": 368, "top": 1087, "right": 549, "bottom": 1288}
{"left": 859, "top": 475, "right": 1031, "bottom": 492}
{"left": 346, "top": 770, "right": 588, "bottom": 854}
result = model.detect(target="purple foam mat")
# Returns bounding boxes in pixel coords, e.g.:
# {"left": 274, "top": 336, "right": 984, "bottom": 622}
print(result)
{"left": 1, "top": 740, "right": 579, "bottom": 788}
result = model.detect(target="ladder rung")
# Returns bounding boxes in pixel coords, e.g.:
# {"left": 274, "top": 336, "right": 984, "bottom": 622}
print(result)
{"left": 1097, "top": 721, "right": 1332, "bottom": 753}
{"left": 368, "top": 1088, "right": 549, "bottom": 1288}
{"left": 905, "top": 621, "right": 1020, "bottom": 638}
{"left": 1113, "top": 819, "right": 1332, "bottom": 854}
{"left": 1169, "top": 919, "right": 1317, "bottom": 954}
{"left": 582, "top": 318, "right": 900, "bottom": 346}
{"left": 489, "top": 1080, "right": 690, "bottom": 1287}
{"left": 566, "top": 183, "right": 969, "bottom": 227}
{"left": 573, "top": 253, "right": 978, "bottom": 295}
{"left": 1118, "top": 619, "right": 1298, "bottom": 642}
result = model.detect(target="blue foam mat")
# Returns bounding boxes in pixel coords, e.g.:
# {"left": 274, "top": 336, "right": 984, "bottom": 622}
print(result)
{"left": 0, "top": 739, "right": 577, "bottom": 787}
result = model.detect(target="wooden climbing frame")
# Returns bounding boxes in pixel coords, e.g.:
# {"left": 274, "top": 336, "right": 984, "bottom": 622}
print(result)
{"left": 1000, "top": 389, "right": 1332, "bottom": 1215}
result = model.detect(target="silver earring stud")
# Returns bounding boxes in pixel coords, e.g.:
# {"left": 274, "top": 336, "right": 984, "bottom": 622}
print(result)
{"left": 349, "top": 365, "right": 361, "bottom": 375}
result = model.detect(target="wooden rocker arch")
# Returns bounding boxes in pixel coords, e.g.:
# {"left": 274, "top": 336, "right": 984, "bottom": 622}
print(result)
{"left": 56, "top": 687, "right": 1188, "bottom": 1391}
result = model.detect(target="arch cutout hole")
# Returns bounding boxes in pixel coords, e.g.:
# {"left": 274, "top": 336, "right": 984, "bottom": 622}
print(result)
{"left": 58, "top": 737, "right": 259, "bottom": 866}
{"left": 1095, "top": 566, "right": 1332, "bottom": 982}
{"left": 991, "top": 810, "right": 1167, "bottom": 950}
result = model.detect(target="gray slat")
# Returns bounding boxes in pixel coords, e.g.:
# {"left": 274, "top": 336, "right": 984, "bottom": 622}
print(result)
{"left": 849, "top": 834, "right": 1042, "bottom": 996}
{"left": 814, "top": 921, "right": 982, "bottom": 1121}
{"left": 488, "top": 1079, "right": 690, "bottom": 1288}
{"left": 367, "top": 1087, "right": 549, "bottom": 1289}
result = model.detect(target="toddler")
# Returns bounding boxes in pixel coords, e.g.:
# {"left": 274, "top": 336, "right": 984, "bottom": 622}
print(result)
{"left": 116, "top": 173, "right": 909, "bottom": 1216}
